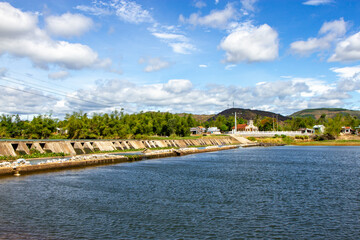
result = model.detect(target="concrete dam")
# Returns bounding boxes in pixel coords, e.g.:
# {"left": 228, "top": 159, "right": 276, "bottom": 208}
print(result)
{"left": 0, "top": 137, "right": 240, "bottom": 157}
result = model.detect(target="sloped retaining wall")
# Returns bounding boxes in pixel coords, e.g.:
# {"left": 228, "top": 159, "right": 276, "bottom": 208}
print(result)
{"left": 0, "top": 137, "right": 237, "bottom": 157}
{"left": 0, "top": 145, "right": 238, "bottom": 177}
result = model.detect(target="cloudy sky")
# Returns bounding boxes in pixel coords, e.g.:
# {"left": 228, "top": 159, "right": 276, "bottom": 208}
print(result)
{"left": 1, "top": 0, "right": 360, "bottom": 117}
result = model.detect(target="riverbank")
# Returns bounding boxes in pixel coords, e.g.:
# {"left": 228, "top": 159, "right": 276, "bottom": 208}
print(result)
{"left": 249, "top": 136, "right": 360, "bottom": 146}
{"left": 0, "top": 145, "right": 239, "bottom": 177}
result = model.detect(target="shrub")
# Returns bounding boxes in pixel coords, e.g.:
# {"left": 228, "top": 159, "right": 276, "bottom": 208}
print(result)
{"left": 282, "top": 136, "right": 294, "bottom": 144}
{"left": 247, "top": 137, "right": 256, "bottom": 141}
{"left": 295, "top": 135, "right": 309, "bottom": 140}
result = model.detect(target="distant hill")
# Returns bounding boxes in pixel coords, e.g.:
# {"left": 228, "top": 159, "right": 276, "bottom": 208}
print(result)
{"left": 208, "top": 108, "right": 290, "bottom": 122}
{"left": 290, "top": 108, "right": 360, "bottom": 119}
{"left": 176, "top": 113, "right": 215, "bottom": 122}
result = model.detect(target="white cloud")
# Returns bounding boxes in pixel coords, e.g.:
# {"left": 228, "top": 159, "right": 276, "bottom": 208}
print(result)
{"left": 195, "top": 1, "right": 206, "bottom": 8}
{"left": 3, "top": 74, "right": 359, "bottom": 116}
{"left": 169, "top": 42, "right": 196, "bottom": 54}
{"left": 77, "top": 0, "right": 153, "bottom": 24}
{"left": 163, "top": 79, "right": 193, "bottom": 93}
{"left": 328, "top": 32, "right": 360, "bottom": 62}
{"left": 241, "top": 0, "right": 257, "bottom": 12}
{"left": 0, "top": 2, "right": 37, "bottom": 36}
{"left": 331, "top": 66, "right": 360, "bottom": 92}
{"left": 291, "top": 18, "right": 347, "bottom": 55}
{"left": 303, "top": 0, "right": 333, "bottom": 6}
{"left": 215, "top": 0, "right": 220, "bottom": 4}
{"left": 151, "top": 29, "right": 196, "bottom": 54}
{"left": 219, "top": 23, "right": 279, "bottom": 63}
{"left": 199, "top": 64, "right": 208, "bottom": 68}
{"left": 225, "top": 64, "right": 236, "bottom": 70}
{"left": 113, "top": 0, "right": 154, "bottom": 24}
{"left": 151, "top": 32, "right": 188, "bottom": 41}
{"left": 181, "top": 3, "right": 238, "bottom": 29}
{"left": 48, "top": 70, "right": 70, "bottom": 80}
{"left": 139, "top": 57, "right": 171, "bottom": 72}
{"left": 0, "top": 3, "right": 110, "bottom": 70}
{"left": 0, "top": 85, "right": 59, "bottom": 115}
{"left": 45, "top": 13, "right": 93, "bottom": 38}
{"left": 0, "top": 67, "right": 7, "bottom": 76}
{"left": 75, "top": 5, "right": 112, "bottom": 16}
{"left": 331, "top": 65, "right": 360, "bottom": 78}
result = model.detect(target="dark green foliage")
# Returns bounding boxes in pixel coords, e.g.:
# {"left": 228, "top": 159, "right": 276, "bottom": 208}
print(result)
{"left": 0, "top": 110, "right": 200, "bottom": 139}
{"left": 313, "top": 134, "right": 336, "bottom": 141}
{"left": 247, "top": 137, "right": 256, "bottom": 141}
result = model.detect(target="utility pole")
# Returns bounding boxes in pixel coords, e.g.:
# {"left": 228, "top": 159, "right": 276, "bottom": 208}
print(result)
{"left": 234, "top": 112, "right": 237, "bottom": 133}
{"left": 273, "top": 115, "right": 275, "bottom": 131}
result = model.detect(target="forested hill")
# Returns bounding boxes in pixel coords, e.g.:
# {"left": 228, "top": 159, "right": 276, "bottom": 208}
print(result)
{"left": 290, "top": 108, "right": 360, "bottom": 119}
{"left": 176, "top": 113, "right": 214, "bottom": 123}
{"left": 208, "top": 108, "right": 290, "bottom": 122}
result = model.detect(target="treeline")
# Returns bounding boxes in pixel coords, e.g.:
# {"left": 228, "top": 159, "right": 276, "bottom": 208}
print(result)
{"left": 0, "top": 111, "right": 199, "bottom": 139}
{"left": 1, "top": 111, "right": 359, "bottom": 139}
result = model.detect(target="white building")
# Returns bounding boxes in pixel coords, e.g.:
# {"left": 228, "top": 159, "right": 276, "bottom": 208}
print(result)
{"left": 313, "top": 125, "right": 325, "bottom": 133}
{"left": 244, "top": 120, "right": 258, "bottom": 132}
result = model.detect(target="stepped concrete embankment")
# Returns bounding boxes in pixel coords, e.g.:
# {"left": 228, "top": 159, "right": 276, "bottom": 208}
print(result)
{"left": 0, "top": 137, "right": 239, "bottom": 157}
{"left": 0, "top": 145, "right": 239, "bottom": 177}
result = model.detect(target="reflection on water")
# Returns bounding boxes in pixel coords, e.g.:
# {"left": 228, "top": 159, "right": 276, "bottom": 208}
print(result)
{"left": 1, "top": 146, "right": 360, "bottom": 239}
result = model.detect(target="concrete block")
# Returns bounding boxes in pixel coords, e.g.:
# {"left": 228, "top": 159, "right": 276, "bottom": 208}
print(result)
{"left": 0, "top": 142, "right": 17, "bottom": 156}
{"left": 82, "top": 142, "right": 94, "bottom": 154}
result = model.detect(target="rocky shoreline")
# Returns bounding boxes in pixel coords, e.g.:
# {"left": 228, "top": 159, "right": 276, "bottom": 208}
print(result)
{"left": 0, "top": 145, "right": 239, "bottom": 177}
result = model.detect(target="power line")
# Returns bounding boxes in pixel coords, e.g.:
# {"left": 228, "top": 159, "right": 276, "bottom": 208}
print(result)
{"left": 0, "top": 84, "right": 59, "bottom": 101}
{"left": 8, "top": 70, "right": 77, "bottom": 92}
{"left": 0, "top": 76, "right": 112, "bottom": 108}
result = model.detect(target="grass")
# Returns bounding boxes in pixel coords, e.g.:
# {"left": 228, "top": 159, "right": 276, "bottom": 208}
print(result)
{"left": 292, "top": 139, "right": 360, "bottom": 146}
{"left": 0, "top": 152, "right": 66, "bottom": 161}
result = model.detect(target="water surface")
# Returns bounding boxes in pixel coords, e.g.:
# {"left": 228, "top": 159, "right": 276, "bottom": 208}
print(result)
{"left": 1, "top": 146, "right": 359, "bottom": 239}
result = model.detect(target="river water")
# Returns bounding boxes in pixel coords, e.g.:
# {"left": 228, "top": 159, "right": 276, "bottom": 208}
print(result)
{"left": 1, "top": 146, "right": 360, "bottom": 239}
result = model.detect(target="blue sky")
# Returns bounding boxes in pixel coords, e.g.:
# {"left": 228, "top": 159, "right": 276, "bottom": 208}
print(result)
{"left": 1, "top": 0, "right": 360, "bottom": 117}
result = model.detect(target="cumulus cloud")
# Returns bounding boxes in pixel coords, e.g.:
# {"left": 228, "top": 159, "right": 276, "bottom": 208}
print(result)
{"left": 45, "top": 13, "right": 93, "bottom": 38}
{"left": 291, "top": 18, "right": 347, "bottom": 55}
{"left": 50, "top": 75, "right": 349, "bottom": 116}
{"left": 331, "top": 65, "right": 360, "bottom": 78}
{"left": 219, "top": 23, "right": 279, "bottom": 63}
{"left": 139, "top": 57, "right": 171, "bottom": 72}
{"left": 48, "top": 70, "right": 70, "bottom": 80}
{"left": 303, "top": 0, "right": 333, "bottom": 6}
{"left": 3, "top": 73, "right": 359, "bottom": 116}
{"left": 0, "top": 85, "right": 59, "bottom": 115}
{"left": 328, "top": 32, "right": 360, "bottom": 62}
{"left": 199, "top": 64, "right": 208, "bottom": 68}
{"left": 163, "top": 79, "right": 193, "bottom": 93}
{"left": 331, "top": 66, "right": 360, "bottom": 92}
{"left": 0, "top": 2, "right": 110, "bottom": 70}
{"left": 180, "top": 3, "right": 238, "bottom": 29}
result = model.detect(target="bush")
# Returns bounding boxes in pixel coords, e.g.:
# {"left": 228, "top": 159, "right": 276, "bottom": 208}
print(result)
{"left": 281, "top": 134, "right": 286, "bottom": 138}
{"left": 247, "top": 137, "right": 256, "bottom": 141}
{"left": 282, "top": 136, "right": 294, "bottom": 144}
{"left": 295, "top": 135, "right": 309, "bottom": 140}
{"left": 314, "top": 133, "right": 335, "bottom": 141}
